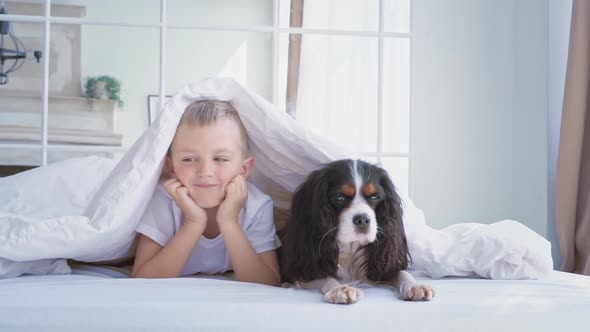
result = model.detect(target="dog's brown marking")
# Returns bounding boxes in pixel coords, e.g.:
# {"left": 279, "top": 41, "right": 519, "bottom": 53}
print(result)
{"left": 340, "top": 184, "right": 356, "bottom": 197}
{"left": 362, "top": 183, "right": 378, "bottom": 196}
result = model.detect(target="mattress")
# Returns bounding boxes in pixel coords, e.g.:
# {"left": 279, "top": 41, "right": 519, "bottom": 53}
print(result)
{"left": 0, "top": 268, "right": 588, "bottom": 332}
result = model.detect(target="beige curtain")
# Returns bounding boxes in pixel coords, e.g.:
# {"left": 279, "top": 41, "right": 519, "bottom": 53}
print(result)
{"left": 286, "top": 0, "right": 304, "bottom": 118}
{"left": 556, "top": 0, "right": 590, "bottom": 275}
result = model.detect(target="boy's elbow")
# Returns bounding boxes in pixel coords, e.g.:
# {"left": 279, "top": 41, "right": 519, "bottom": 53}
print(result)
{"left": 130, "top": 265, "right": 156, "bottom": 278}
{"left": 130, "top": 269, "right": 144, "bottom": 278}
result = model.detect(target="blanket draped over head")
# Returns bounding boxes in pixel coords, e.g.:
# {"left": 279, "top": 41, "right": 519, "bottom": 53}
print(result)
{"left": 0, "top": 78, "right": 552, "bottom": 279}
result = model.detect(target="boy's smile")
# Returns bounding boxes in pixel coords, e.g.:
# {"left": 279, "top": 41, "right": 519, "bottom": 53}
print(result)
{"left": 194, "top": 183, "right": 217, "bottom": 189}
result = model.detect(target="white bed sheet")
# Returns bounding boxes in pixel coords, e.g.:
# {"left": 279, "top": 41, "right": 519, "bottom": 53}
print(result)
{"left": 0, "top": 270, "right": 588, "bottom": 332}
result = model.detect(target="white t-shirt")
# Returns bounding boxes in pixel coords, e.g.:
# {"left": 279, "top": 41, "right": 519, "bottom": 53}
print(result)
{"left": 136, "top": 181, "right": 281, "bottom": 276}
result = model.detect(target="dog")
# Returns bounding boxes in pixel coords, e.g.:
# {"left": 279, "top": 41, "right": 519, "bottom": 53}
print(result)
{"left": 280, "top": 159, "right": 434, "bottom": 304}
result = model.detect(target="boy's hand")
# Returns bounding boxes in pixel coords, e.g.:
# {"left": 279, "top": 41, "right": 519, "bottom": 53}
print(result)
{"left": 217, "top": 175, "right": 248, "bottom": 227}
{"left": 163, "top": 178, "right": 207, "bottom": 230}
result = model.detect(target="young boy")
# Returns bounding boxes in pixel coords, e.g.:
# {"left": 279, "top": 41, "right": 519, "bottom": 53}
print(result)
{"left": 131, "top": 100, "right": 281, "bottom": 286}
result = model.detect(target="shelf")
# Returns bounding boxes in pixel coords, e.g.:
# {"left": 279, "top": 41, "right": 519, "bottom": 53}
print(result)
{"left": 0, "top": 94, "right": 118, "bottom": 133}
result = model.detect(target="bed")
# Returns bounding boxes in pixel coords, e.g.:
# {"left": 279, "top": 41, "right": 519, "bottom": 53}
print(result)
{"left": 1, "top": 265, "right": 589, "bottom": 332}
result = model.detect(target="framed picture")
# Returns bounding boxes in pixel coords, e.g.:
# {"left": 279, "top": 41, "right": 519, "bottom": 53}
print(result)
{"left": 147, "top": 95, "right": 172, "bottom": 124}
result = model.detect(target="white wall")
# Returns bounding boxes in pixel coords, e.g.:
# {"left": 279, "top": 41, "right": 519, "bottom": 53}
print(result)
{"left": 412, "top": 0, "right": 549, "bottom": 236}
{"left": 512, "top": 0, "right": 548, "bottom": 237}
{"left": 164, "top": 0, "right": 273, "bottom": 98}
{"left": 547, "top": 0, "right": 572, "bottom": 269}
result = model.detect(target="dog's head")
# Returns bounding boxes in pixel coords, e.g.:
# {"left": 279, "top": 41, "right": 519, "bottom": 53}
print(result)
{"left": 280, "top": 159, "right": 409, "bottom": 283}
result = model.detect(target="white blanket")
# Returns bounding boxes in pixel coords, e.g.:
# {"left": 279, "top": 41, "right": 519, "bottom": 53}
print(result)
{"left": 0, "top": 77, "right": 552, "bottom": 279}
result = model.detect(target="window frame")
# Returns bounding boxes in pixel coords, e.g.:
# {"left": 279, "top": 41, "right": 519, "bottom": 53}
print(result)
{"left": 0, "top": 0, "right": 413, "bottom": 196}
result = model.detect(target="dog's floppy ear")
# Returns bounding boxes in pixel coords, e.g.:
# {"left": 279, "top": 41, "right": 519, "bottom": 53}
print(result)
{"left": 280, "top": 168, "right": 339, "bottom": 283}
{"left": 365, "top": 169, "right": 410, "bottom": 282}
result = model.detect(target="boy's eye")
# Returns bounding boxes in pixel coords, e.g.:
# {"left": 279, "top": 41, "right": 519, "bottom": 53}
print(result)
{"left": 182, "top": 157, "right": 197, "bottom": 162}
{"left": 214, "top": 157, "right": 229, "bottom": 162}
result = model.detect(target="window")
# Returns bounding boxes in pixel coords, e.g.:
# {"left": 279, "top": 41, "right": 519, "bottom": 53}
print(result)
{"left": 0, "top": 0, "right": 412, "bottom": 196}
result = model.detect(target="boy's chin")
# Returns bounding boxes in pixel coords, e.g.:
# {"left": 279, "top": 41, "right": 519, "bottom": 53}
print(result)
{"left": 191, "top": 197, "right": 222, "bottom": 209}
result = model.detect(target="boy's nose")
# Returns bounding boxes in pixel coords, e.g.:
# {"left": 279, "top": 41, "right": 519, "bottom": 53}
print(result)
{"left": 196, "top": 161, "right": 213, "bottom": 176}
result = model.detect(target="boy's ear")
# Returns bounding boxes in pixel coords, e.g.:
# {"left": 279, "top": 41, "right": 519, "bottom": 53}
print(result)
{"left": 241, "top": 157, "right": 255, "bottom": 179}
{"left": 165, "top": 156, "right": 176, "bottom": 177}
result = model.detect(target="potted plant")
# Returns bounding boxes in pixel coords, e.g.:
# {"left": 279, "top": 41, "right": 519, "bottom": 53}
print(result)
{"left": 84, "top": 75, "right": 124, "bottom": 108}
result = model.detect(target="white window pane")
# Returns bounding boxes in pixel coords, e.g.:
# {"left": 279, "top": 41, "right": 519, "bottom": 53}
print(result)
{"left": 0, "top": 19, "right": 44, "bottom": 95}
{"left": 62, "top": 24, "right": 160, "bottom": 150}
{"left": 167, "top": 30, "right": 272, "bottom": 101}
{"left": 168, "top": 0, "right": 273, "bottom": 27}
{"left": 384, "top": 0, "right": 411, "bottom": 33}
{"left": 380, "top": 157, "right": 409, "bottom": 196}
{"left": 383, "top": 38, "right": 410, "bottom": 153}
{"left": 282, "top": 34, "right": 378, "bottom": 152}
{"left": 280, "top": 0, "right": 379, "bottom": 32}
{"left": 53, "top": 0, "right": 161, "bottom": 25}
{"left": 0, "top": 18, "right": 44, "bottom": 149}
{"left": 360, "top": 156, "right": 378, "bottom": 164}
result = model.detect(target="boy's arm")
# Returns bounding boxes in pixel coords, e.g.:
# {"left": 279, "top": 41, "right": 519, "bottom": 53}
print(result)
{"left": 132, "top": 178, "right": 208, "bottom": 278}
{"left": 219, "top": 223, "right": 281, "bottom": 286}
{"left": 217, "top": 175, "right": 281, "bottom": 286}
{"left": 131, "top": 222, "right": 204, "bottom": 278}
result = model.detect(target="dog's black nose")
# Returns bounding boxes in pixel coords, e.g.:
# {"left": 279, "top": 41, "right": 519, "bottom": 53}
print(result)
{"left": 353, "top": 214, "right": 371, "bottom": 229}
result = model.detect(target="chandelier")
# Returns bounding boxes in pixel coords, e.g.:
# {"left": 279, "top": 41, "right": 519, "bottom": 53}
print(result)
{"left": 0, "top": 4, "right": 43, "bottom": 85}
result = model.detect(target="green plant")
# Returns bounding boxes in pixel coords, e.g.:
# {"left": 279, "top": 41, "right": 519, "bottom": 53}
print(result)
{"left": 84, "top": 75, "right": 124, "bottom": 108}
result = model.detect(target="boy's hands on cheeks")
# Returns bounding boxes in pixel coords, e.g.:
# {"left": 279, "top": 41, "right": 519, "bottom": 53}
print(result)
{"left": 216, "top": 175, "right": 248, "bottom": 228}
{"left": 163, "top": 178, "right": 207, "bottom": 231}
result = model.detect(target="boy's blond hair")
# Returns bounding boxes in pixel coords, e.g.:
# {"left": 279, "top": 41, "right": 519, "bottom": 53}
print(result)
{"left": 176, "top": 100, "right": 249, "bottom": 157}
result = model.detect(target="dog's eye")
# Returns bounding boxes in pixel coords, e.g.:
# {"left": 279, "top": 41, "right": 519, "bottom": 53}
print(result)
{"left": 335, "top": 195, "right": 347, "bottom": 202}
{"left": 368, "top": 194, "right": 380, "bottom": 200}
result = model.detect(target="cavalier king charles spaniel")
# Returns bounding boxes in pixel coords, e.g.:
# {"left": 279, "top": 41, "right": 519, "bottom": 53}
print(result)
{"left": 280, "top": 159, "right": 434, "bottom": 304}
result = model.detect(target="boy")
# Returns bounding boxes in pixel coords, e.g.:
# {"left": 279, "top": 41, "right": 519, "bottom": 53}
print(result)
{"left": 132, "top": 100, "right": 281, "bottom": 286}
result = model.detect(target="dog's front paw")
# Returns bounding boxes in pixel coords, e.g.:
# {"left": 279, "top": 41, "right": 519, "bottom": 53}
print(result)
{"left": 324, "top": 285, "right": 364, "bottom": 304}
{"left": 399, "top": 284, "right": 435, "bottom": 301}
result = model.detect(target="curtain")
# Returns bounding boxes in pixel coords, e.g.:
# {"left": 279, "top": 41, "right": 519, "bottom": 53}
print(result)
{"left": 286, "top": 0, "right": 304, "bottom": 118}
{"left": 556, "top": 0, "right": 590, "bottom": 275}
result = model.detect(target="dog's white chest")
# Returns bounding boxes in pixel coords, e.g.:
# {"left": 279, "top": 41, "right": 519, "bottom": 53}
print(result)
{"left": 337, "top": 243, "right": 367, "bottom": 282}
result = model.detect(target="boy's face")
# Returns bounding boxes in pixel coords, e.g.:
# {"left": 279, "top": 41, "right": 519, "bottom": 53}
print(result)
{"left": 166, "top": 118, "right": 253, "bottom": 209}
